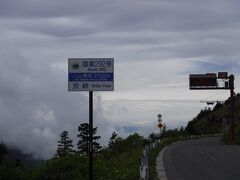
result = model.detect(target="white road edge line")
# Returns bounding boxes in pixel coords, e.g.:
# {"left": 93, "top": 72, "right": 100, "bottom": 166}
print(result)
{"left": 207, "top": 154, "right": 216, "bottom": 162}
{"left": 196, "top": 147, "right": 216, "bottom": 162}
{"left": 156, "top": 146, "right": 169, "bottom": 180}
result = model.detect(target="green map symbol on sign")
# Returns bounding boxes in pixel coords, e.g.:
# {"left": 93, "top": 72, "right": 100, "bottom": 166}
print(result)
{"left": 72, "top": 63, "right": 80, "bottom": 70}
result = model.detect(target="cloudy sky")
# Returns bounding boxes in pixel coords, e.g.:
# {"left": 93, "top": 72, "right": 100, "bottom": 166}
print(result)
{"left": 0, "top": 0, "right": 240, "bottom": 159}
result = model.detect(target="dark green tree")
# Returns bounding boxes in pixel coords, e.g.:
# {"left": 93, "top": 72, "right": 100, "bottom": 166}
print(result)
{"left": 77, "top": 123, "right": 89, "bottom": 154}
{"left": 108, "top": 132, "right": 121, "bottom": 149}
{"left": 108, "top": 132, "right": 117, "bottom": 147}
{"left": 213, "top": 102, "right": 223, "bottom": 112}
{"left": 77, "top": 123, "right": 102, "bottom": 155}
{"left": 15, "top": 158, "right": 23, "bottom": 167}
{"left": 185, "top": 120, "right": 198, "bottom": 135}
{"left": 0, "top": 142, "right": 7, "bottom": 164}
{"left": 179, "top": 126, "right": 184, "bottom": 132}
{"left": 55, "top": 131, "right": 74, "bottom": 158}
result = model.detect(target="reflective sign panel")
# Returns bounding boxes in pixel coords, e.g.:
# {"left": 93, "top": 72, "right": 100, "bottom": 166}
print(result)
{"left": 68, "top": 58, "right": 114, "bottom": 91}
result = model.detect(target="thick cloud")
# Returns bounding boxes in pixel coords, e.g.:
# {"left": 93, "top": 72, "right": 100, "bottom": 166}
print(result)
{"left": 0, "top": 46, "right": 115, "bottom": 159}
{"left": 0, "top": 0, "right": 240, "bottom": 158}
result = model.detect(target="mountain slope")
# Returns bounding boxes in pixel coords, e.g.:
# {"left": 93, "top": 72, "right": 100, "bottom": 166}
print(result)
{"left": 185, "top": 93, "right": 240, "bottom": 137}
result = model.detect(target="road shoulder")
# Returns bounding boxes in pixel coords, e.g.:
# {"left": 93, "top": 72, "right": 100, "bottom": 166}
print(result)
{"left": 156, "top": 146, "right": 169, "bottom": 180}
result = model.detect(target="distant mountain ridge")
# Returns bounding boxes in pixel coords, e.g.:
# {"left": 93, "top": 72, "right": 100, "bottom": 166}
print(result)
{"left": 5, "top": 144, "right": 44, "bottom": 168}
{"left": 115, "top": 125, "right": 140, "bottom": 134}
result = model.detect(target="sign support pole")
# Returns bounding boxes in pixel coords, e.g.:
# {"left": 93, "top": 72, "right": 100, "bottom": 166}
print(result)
{"left": 89, "top": 91, "right": 93, "bottom": 180}
{"left": 229, "top": 75, "right": 235, "bottom": 142}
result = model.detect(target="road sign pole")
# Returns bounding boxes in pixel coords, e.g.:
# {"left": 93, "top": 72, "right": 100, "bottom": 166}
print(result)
{"left": 89, "top": 91, "right": 93, "bottom": 180}
{"left": 229, "top": 75, "right": 235, "bottom": 142}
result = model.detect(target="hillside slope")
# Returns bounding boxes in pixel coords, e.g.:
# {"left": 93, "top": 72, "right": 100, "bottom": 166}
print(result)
{"left": 185, "top": 93, "right": 240, "bottom": 138}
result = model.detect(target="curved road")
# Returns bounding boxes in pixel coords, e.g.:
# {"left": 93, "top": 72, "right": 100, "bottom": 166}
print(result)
{"left": 163, "top": 137, "right": 240, "bottom": 180}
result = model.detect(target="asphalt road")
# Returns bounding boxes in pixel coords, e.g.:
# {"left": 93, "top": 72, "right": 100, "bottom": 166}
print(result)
{"left": 163, "top": 137, "right": 240, "bottom": 180}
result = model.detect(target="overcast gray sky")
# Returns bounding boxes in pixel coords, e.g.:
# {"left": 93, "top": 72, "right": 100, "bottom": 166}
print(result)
{"left": 0, "top": 0, "right": 240, "bottom": 159}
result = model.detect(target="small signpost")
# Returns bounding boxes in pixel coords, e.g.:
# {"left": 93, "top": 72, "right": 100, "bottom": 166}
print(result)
{"left": 189, "top": 72, "right": 235, "bottom": 141}
{"left": 68, "top": 58, "right": 114, "bottom": 180}
{"left": 157, "top": 114, "right": 163, "bottom": 137}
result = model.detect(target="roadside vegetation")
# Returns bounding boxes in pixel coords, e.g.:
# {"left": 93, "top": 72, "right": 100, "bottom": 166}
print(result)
{"left": 0, "top": 125, "right": 148, "bottom": 180}
{"left": 33, "top": 133, "right": 145, "bottom": 179}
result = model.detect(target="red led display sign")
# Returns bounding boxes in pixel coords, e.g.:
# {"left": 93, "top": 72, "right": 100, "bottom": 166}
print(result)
{"left": 189, "top": 74, "right": 217, "bottom": 89}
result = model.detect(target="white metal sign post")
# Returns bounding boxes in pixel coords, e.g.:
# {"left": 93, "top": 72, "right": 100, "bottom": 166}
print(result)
{"left": 68, "top": 58, "right": 114, "bottom": 180}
